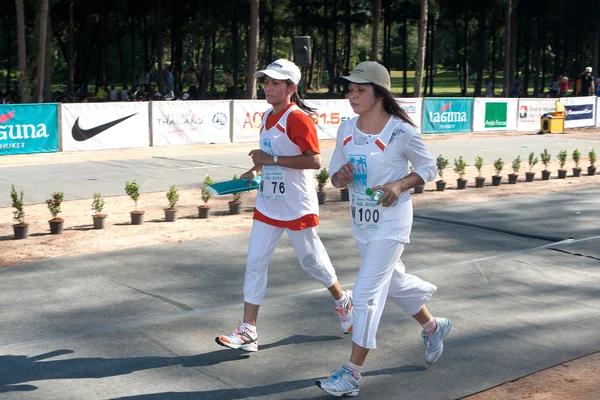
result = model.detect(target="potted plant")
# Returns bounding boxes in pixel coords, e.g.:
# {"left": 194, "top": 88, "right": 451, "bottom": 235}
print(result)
{"left": 474, "top": 156, "right": 486, "bottom": 188}
{"left": 557, "top": 150, "right": 568, "bottom": 179}
{"left": 316, "top": 167, "right": 329, "bottom": 204}
{"left": 492, "top": 158, "right": 504, "bottom": 186}
{"left": 340, "top": 186, "right": 350, "bottom": 200}
{"left": 199, "top": 175, "right": 213, "bottom": 219}
{"left": 165, "top": 185, "right": 180, "bottom": 222}
{"left": 10, "top": 184, "right": 28, "bottom": 239}
{"left": 525, "top": 152, "right": 538, "bottom": 182}
{"left": 91, "top": 192, "right": 107, "bottom": 229}
{"left": 508, "top": 155, "right": 521, "bottom": 184}
{"left": 540, "top": 149, "right": 552, "bottom": 180}
{"left": 589, "top": 148, "right": 597, "bottom": 176}
{"left": 572, "top": 148, "right": 582, "bottom": 177}
{"left": 229, "top": 174, "right": 244, "bottom": 214}
{"left": 410, "top": 165, "right": 425, "bottom": 194}
{"left": 454, "top": 156, "right": 468, "bottom": 189}
{"left": 125, "top": 179, "right": 144, "bottom": 224}
{"left": 46, "top": 191, "right": 65, "bottom": 234}
{"left": 435, "top": 155, "right": 449, "bottom": 191}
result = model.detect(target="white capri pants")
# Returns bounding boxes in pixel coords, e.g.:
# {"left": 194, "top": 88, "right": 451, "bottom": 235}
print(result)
{"left": 243, "top": 220, "right": 338, "bottom": 305}
{"left": 352, "top": 239, "right": 437, "bottom": 349}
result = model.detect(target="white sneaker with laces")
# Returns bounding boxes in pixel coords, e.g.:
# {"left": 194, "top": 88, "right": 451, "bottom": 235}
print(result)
{"left": 215, "top": 324, "right": 258, "bottom": 352}
{"left": 316, "top": 366, "right": 360, "bottom": 397}
{"left": 422, "top": 317, "right": 452, "bottom": 364}
{"left": 334, "top": 290, "right": 353, "bottom": 334}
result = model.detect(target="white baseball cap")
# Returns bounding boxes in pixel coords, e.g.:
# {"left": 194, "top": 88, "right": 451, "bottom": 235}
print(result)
{"left": 585, "top": 67, "right": 592, "bottom": 73}
{"left": 254, "top": 59, "right": 301, "bottom": 85}
{"left": 341, "top": 61, "right": 391, "bottom": 91}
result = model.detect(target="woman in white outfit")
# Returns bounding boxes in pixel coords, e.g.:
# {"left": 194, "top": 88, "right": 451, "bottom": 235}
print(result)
{"left": 316, "top": 61, "right": 452, "bottom": 397}
{"left": 215, "top": 59, "right": 353, "bottom": 353}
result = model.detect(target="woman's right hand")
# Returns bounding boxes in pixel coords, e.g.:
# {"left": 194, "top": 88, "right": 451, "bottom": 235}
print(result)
{"left": 333, "top": 161, "right": 354, "bottom": 188}
{"left": 240, "top": 169, "right": 257, "bottom": 186}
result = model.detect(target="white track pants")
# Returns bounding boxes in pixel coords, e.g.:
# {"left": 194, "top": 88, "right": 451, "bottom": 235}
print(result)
{"left": 352, "top": 239, "right": 437, "bottom": 349}
{"left": 243, "top": 220, "right": 338, "bottom": 305}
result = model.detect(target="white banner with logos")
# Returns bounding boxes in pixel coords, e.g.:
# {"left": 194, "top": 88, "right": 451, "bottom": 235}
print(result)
{"left": 517, "top": 98, "right": 557, "bottom": 131}
{"left": 597, "top": 98, "right": 600, "bottom": 127}
{"left": 231, "top": 100, "right": 270, "bottom": 143}
{"left": 61, "top": 102, "right": 150, "bottom": 151}
{"left": 305, "top": 99, "right": 356, "bottom": 139}
{"left": 472, "top": 98, "right": 518, "bottom": 131}
{"left": 152, "top": 100, "right": 231, "bottom": 146}
{"left": 396, "top": 98, "right": 423, "bottom": 130}
{"left": 561, "top": 96, "right": 596, "bottom": 128}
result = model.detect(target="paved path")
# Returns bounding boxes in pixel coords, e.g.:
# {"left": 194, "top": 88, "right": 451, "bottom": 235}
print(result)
{"left": 1, "top": 187, "right": 599, "bottom": 399}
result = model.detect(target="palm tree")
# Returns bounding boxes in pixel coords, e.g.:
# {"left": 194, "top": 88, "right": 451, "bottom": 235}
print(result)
{"left": 245, "top": 0, "right": 259, "bottom": 99}
{"left": 413, "top": 0, "right": 428, "bottom": 97}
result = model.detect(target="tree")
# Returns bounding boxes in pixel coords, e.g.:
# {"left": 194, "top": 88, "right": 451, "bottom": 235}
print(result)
{"left": 413, "top": 0, "right": 428, "bottom": 97}
{"left": 370, "top": 0, "right": 381, "bottom": 60}
{"left": 245, "top": 0, "right": 259, "bottom": 99}
{"left": 15, "top": 0, "right": 29, "bottom": 102}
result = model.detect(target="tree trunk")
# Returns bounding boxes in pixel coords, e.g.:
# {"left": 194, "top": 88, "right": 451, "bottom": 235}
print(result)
{"left": 474, "top": 9, "right": 485, "bottom": 96}
{"left": 533, "top": 19, "right": 541, "bottom": 97}
{"left": 491, "top": 13, "right": 496, "bottom": 92}
{"left": 423, "top": 16, "right": 430, "bottom": 95}
{"left": 402, "top": 4, "right": 408, "bottom": 95}
{"left": 370, "top": 0, "right": 381, "bottom": 60}
{"left": 232, "top": 14, "right": 240, "bottom": 90}
{"left": 117, "top": 16, "right": 126, "bottom": 88}
{"left": 131, "top": 16, "right": 136, "bottom": 89}
{"left": 245, "top": 0, "right": 259, "bottom": 99}
{"left": 199, "top": 32, "right": 211, "bottom": 97}
{"left": 509, "top": 1, "right": 518, "bottom": 87}
{"left": 503, "top": 0, "right": 512, "bottom": 96}
{"left": 523, "top": 20, "right": 531, "bottom": 96}
{"left": 155, "top": 0, "right": 163, "bottom": 94}
{"left": 34, "top": 0, "right": 49, "bottom": 103}
{"left": 540, "top": 16, "right": 547, "bottom": 95}
{"left": 462, "top": 13, "right": 468, "bottom": 96}
{"left": 5, "top": 10, "right": 12, "bottom": 92}
{"left": 429, "top": 14, "right": 436, "bottom": 96}
{"left": 413, "top": 0, "right": 428, "bottom": 97}
{"left": 15, "top": 0, "right": 29, "bottom": 102}
{"left": 593, "top": 18, "right": 599, "bottom": 79}
{"left": 67, "top": 0, "right": 74, "bottom": 92}
{"left": 344, "top": 0, "right": 351, "bottom": 74}
{"left": 43, "top": 11, "right": 52, "bottom": 103}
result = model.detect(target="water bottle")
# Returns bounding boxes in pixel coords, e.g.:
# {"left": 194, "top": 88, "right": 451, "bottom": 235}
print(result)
{"left": 365, "top": 188, "right": 384, "bottom": 201}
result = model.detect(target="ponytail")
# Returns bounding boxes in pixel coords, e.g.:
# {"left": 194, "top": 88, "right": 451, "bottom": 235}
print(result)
{"left": 287, "top": 81, "right": 315, "bottom": 114}
{"left": 372, "top": 84, "right": 416, "bottom": 128}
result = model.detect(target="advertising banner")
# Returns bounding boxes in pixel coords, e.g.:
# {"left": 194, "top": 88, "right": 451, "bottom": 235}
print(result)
{"left": 597, "top": 98, "right": 600, "bottom": 127}
{"left": 472, "top": 98, "right": 518, "bottom": 131}
{"left": 396, "top": 98, "right": 423, "bottom": 130}
{"left": 231, "top": 100, "right": 270, "bottom": 143}
{"left": 305, "top": 99, "right": 356, "bottom": 139}
{"left": 0, "top": 104, "right": 59, "bottom": 155}
{"left": 517, "top": 98, "right": 557, "bottom": 131}
{"left": 61, "top": 102, "right": 150, "bottom": 151}
{"left": 152, "top": 100, "right": 231, "bottom": 146}
{"left": 421, "top": 98, "right": 473, "bottom": 133}
{"left": 562, "top": 96, "right": 596, "bottom": 128}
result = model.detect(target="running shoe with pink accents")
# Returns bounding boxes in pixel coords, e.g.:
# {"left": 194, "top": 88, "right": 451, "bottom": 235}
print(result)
{"left": 215, "top": 324, "right": 258, "bottom": 352}
{"left": 334, "top": 290, "right": 353, "bottom": 334}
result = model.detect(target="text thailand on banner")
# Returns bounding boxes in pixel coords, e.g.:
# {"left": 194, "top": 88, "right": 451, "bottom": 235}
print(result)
{"left": 61, "top": 102, "right": 150, "bottom": 151}
{"left": 0, "top": 104, "right": 59, "bottom": 155}
{"left": 517, "top": 98, "right": 557, "bottom": 131}
{"left": 561, "top": 96, "right": 596, "bottom": 128}
{"left": 422, "top": 98, "right": 473, "bottom": 133}
{"left": 472, "top": 98, "right": 518, "bottom": 131}
{"left": 152, "top": 100, "right": 231, "bottom": 146}
{"left": 304, "top": 99, "right": 356, "bottom": 139}
{"left": 395, "top": 98, "right": 423, "bottom": 130}
{"left": 232, "top": 100, "right": 270, "bottom": 142}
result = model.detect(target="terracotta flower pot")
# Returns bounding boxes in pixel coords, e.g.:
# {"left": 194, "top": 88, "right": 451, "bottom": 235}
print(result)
{"left": 475, "top": 176, "right": 486, "bottom": 188}
{"left": 49, "top": 217, "right": 65, "bottom": 234}
{"left": 508, "top": 174, "right": 519, "bottom": 184}
{"left": 93, "top": 214, "right": 107, "bottom": 229}
{"left": 456, "top": 178, "right": 467, "bottom": 190}
{"left": 13, "top": 223, "right": 29, "bottom": 239}
{"left": 131, "top": 211, "right": 145, "bottom": 225}
{"left": 198, "top": 205, "right": 210, "bottom": 219}
{"left": 164, "top": 208, "right": 178, "bottom": 222}
{"left": 525, "top": 172, "right": 536, "bottom": 182}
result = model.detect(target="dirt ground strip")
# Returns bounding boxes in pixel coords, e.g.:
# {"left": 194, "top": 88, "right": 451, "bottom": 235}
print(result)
{"left": 1, "top": 128, "right": 600, "bottom": 399}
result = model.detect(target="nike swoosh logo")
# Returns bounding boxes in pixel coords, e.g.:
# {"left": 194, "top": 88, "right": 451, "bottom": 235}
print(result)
{"left": 72, "top": 113, "right": 137, "bottom": 141}
{"left": 0, "top": 110, "right": 15, "bottom": 123}
{"left": 273, "top": 134, "right": 281, "bottom": 138}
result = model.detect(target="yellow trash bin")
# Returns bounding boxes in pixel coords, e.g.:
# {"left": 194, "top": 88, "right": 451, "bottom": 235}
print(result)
{"left": 540, "top": 101, "right": 567, "bottom": 134}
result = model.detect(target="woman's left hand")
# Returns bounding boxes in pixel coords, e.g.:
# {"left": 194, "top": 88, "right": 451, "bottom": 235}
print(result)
{"left": 249, "top": 149, "right": 274, "bottom": 166}
{"left": 372, "top": 181, "right": 404, "bottom": 207}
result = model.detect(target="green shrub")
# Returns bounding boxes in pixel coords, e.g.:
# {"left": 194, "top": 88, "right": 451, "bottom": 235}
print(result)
{"left": 493, "top": 158, "right": 504, "bottom": 176}
{"left": 91, "top": 192, "right": 105, "bottom": 214}
{"left": 474, "top": 156, "right": 484, "bottom": 177}
{"left": 10, "top": 184, "right": 26, "bottom": 224}
{"left": 436, "top": 155, "right": 449, "bottom": 180}
{"left": 125, "top": 180, "right": 140, "bottom": 209}
{"left": 166, "top": 185, "right": 179, "bottom": 209}
{"left": 528, "top": 152, "right": 538, "bottom": 172}
{"left": 453, "top": 156, "right": 467, "bottom": 179}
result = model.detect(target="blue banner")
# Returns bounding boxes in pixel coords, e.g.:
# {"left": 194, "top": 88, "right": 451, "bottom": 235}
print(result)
{"left": 422, "top": 98, "right": 473, "bottom": 133}
{"left": 0, "top": 104, "right": 59, "bottom": 155}
{"left": 565, "top": 104, "right": 594, "bottom": 121}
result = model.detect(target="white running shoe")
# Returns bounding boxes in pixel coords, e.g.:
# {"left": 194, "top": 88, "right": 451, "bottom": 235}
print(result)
{"left": 215, "top": 324, "right": 258, "bottom": 352}
{"left": 422, "top": 317, "right": 452, "bottom": 365}
{"left": 334, "top": 290, "right": 353, "bottom": 334}
{"left": 316, "top": 366, "right": 360, "bottom": 397}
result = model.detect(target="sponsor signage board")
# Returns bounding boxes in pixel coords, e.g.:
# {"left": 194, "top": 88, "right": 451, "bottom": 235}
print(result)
{"left": 152, "top": 100, "right": 231, "bottom": 146}
{"left": 61, "top": 102, "right": 150, "bottom": 151}
{"left": 562, "top": 96, "right": 596, "bottom": 128}
{"left": 422, "top": 98, "right": 473, "bottom": 133}
{"left": 517, "top": 98, "right": 557, "bottom": 131}
{"left": 232, "top": 100, "right": 270, "bottom": 143}
{"left": 305, "top": 99, "right": 356, "bottom": 139}
{"left": 473, "top": 98, "right": 518, "bottom": 131}
{"left": 0, "top": 104, "right": 59, "bottom": 155}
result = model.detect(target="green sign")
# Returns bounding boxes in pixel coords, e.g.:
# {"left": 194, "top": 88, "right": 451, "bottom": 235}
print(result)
{"left": 484, "top": 102, "right": 508, "bottom": 128}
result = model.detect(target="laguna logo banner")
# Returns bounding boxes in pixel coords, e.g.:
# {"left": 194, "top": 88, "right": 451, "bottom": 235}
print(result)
{"left": 61, "top": 102, "right": 150, "bottom": 151}
{"left": 0, "top": 104, "right": 59, "bottom": 155}
{"left": 422, "top": 98, "right": 473, "bottom": 133}
{"left": 152, "top": 100, "right": 231, "bottom": 146}
{"left": 561, "top": 96, "right": 596, "bottom": 128}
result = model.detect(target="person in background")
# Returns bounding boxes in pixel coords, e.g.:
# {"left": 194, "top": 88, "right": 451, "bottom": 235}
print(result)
{"left": 559, "top": 73, "right": 569, "bottom": 97}
{"left": 121, "top": 86, "right": 130, "bottom": 101}
{"left": 215, "top": 59, "right": 353, "bottom": 354}
{"left": 224, "top": 70, "right": 235, "bottom": 99}
{"left": 316, "top": 61, "right": 450, "bottom": 397}
{"left": 579, "top": 67, "right": 595, "bottom": 96}
{"left": 95, "top": 83, "right": 108, "bottom": 102}
{"left": 549, "top": 75, "right": 559, "bottom": 97}
{"left": 109, "top": 86, "right": 118, "bottom": 101}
